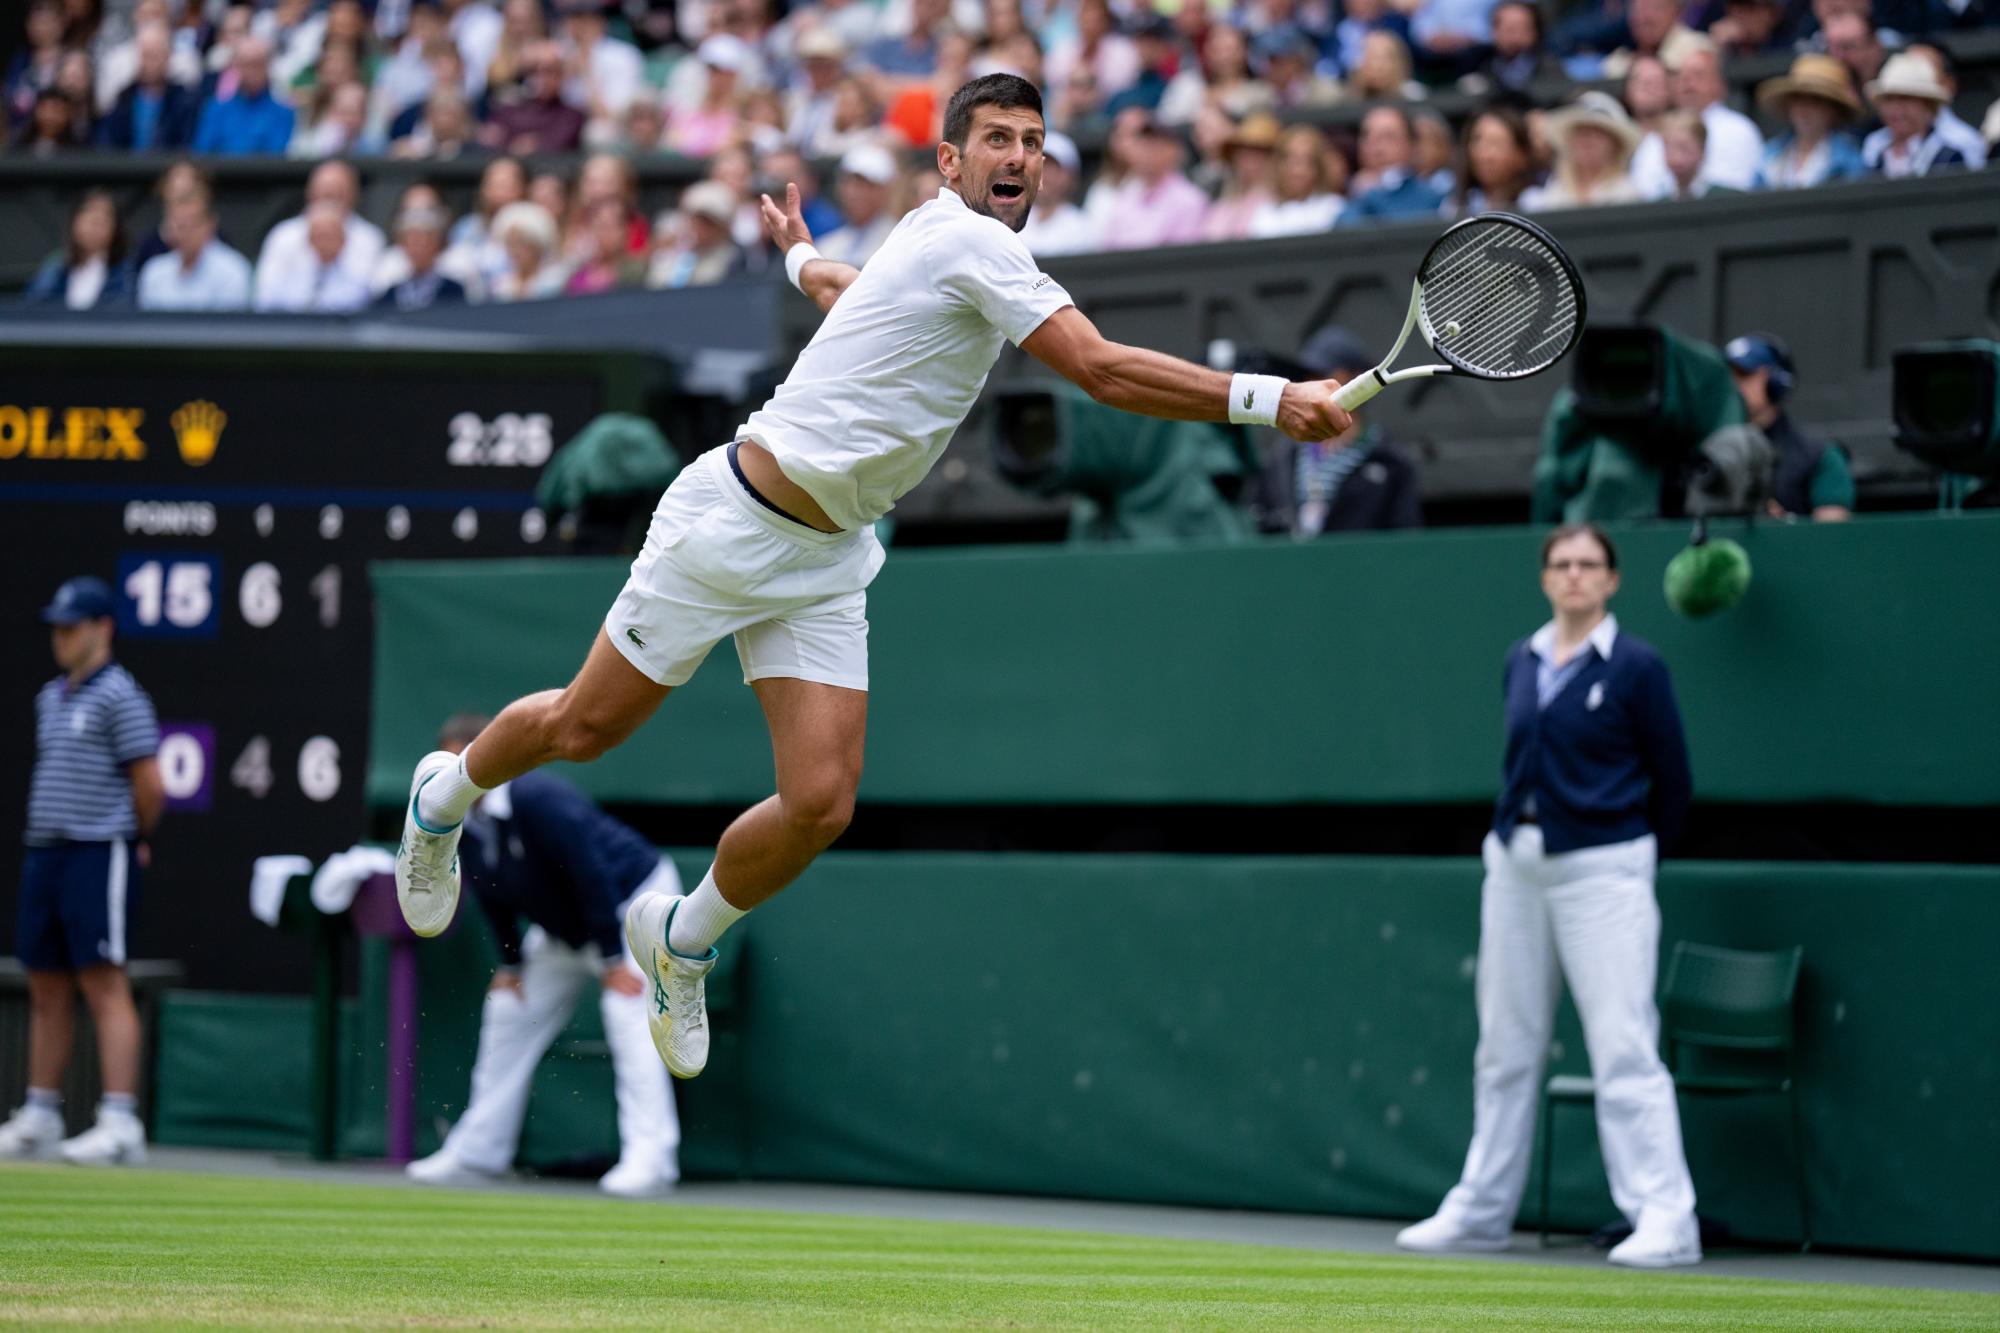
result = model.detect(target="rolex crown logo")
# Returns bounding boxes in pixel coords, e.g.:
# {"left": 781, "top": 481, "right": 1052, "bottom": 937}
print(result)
{"left": 171, "top": 400, "right": 226, "bottom": 466}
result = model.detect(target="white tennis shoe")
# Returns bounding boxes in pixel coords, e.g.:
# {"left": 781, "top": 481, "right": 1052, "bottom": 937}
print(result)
{"left": 58, "top": 1110, "right": 147, "bottom": 1166}
{"left": 598, "top": 1158, "right": 677, "bottom": 1198}
{"left": 1395, "top": 1212, "right": 1513, "bottom": 1254}
{"left": 405, "top": 1150, "right": 505, "bottom": 1187}
{"left": 1607, "top": 1214, "right": 1702, "bottom": 1268}
{"left": 624, "top": 891, "right": 717, "bottom": 1079}
{"left": 0, "top": 1103, "right": 65, "bottom": 1159}
{"left": 395, "top": 750, "right": 463, "bottom": 938}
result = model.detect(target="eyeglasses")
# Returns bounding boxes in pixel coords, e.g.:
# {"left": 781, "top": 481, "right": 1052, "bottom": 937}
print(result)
{"left": 1545, "top": 559, "right": 1608, "bottom": 572}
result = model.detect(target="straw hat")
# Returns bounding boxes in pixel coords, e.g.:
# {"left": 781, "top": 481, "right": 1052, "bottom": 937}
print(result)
{"left": 1756, "top": 53, "right": 1862, "bottom": 118}
{"left": 1545, "top": 90, "right": 1643, "bottom": 158}
{"left": 679, "top": 181, "right": 737, "bottom": 227}
{"left": 1225, "top": 111, "right": 1282, "bottom": 156}
{"left": 795, "top": 27, "right": 848, "bottom": 62}
{"left": 1866, "top": 51, "right": 1951, "bottom": 105}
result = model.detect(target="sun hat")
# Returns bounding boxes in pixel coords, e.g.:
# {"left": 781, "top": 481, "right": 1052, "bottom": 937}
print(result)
{"left": 679, "top": 180, "right": 736, "bottom": 226}
{"left": 1866, "top": 50, "right": 1951, "bottom": 104}
{"left": 1225, "top": 111, "right": 1282, "bottom": 155}
{"left": 1756, "top": 52, "right": 1862, "bottom": 118}
{"left": 795, "top": 27, "right": 848, "bottom": 62}
{"left": 1545, "top": 89, "right": 1643, "bottom": 157}
{"left": 697, "top": 33, "right": 754, "bottom": 73}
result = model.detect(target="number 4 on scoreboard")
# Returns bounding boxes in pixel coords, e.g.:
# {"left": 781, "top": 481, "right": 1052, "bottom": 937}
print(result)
{"left": 231, "top": 736, "right": 273, "bottom": 799}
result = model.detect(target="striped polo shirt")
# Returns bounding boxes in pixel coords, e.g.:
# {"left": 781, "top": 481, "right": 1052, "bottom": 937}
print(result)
{"left": 27, "top": 662, "right": 158, "bottom": 845}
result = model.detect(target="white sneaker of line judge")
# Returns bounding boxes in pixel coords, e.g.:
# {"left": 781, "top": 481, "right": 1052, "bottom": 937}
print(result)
{"left": 1394, "top": 1211, "right": 1513, "bottom": 1253}
{"left": 0, "top": 1102, "right": 66, "bottom": 1159}
{"left": 598, "top": 1157, "right": 678, "bottom": 1198}
{"left": 405, "top": 1149, "right": 505, "bottom": 1188}
{"left": 396, "top": 750, "right": 465, "bottom": 938}
{"left": 58, "top": 1107, "right": 148, "bottom": 1166}
{"left": 1607, "top": 1212, "right": 1702, "bottom": 1268}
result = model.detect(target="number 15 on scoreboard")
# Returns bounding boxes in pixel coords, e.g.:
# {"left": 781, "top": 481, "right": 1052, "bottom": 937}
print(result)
{"left": 117, "top": 553, "right": 221, "bottom": 639}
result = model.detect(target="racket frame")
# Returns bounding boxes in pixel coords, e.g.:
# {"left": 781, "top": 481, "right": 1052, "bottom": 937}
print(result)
{"left": 1329, "top": 212, "right": 1585, "bottom": 414}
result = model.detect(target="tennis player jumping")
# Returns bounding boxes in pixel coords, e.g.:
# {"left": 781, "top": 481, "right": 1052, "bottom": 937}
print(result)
{"left": 395, "top": 74, "right": 1353, "bottom": 1080}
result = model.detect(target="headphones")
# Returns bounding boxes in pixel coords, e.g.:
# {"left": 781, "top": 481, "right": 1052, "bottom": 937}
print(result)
{"left": 1727, "top": 332, "right": 1795, "bottom": 402}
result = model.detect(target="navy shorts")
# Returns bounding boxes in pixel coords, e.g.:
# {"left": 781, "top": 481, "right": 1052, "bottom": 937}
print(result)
{"left": 17, "top": 841, "right": 142, "bottom": 972}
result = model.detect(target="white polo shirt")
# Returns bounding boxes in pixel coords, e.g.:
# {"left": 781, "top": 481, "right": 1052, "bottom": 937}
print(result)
{"left": 739, "top": 187, "right": 1073, "bottom": 531}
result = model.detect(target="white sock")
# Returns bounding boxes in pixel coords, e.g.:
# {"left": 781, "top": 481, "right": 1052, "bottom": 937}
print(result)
{"left": 26, "top": 1087, "right": 60, "bottom": 1115}
{"left": 667, "top": 868, "right": 747, "bottom": 956}
{"left": 417, "top": 748, "right": 489, "bottom": 830}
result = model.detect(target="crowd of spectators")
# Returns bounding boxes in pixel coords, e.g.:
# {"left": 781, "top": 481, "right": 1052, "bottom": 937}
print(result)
{"left": 8, "top": 0, "right": 1999, "bottom": 310}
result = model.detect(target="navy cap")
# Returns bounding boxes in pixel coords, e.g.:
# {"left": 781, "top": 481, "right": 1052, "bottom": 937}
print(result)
{"left": 1724, "top": 334, "right": 1790, "bottom": 376}
{"left": 41, "top": 576, "right": 115, "bottom": 625}
{"left": 1300, "top": 325, "right": 1371, "bottom": 377}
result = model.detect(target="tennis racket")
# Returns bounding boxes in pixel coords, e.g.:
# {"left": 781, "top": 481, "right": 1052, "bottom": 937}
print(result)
{"left": 1331, "top": 213, "right": 1586, "bottom": 412}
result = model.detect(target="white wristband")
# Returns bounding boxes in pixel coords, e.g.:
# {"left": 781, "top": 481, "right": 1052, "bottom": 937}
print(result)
{"left": 784, "top": 243, "right": 823, "bottom": 293}
{"left": 1228, "top": 373, "right": 1287, "bottom": 428}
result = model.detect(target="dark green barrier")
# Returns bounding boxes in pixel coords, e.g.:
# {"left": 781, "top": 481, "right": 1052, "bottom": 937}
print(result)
{"left": 154, "top": 915, "right": 750, "bottom": 1177}
{"left": 152, "top": 852, "right": 2000, "bottom": 1256}
{"left": 371, "top": 513, "right": 2000, "bottom": 810}
{"left": 154, "top": 991, "right": 360, "bottom": 1153}
{"left": 153, "top": 852, "right": 2000, "bottom": 1260}
{"left": 715, "top": 853, "right": 1999, "bottom": 1261}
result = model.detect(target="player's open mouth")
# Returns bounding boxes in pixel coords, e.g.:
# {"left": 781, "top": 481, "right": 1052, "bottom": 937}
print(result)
{"left": 991, "top": 181, "right": 1025, "bottom": 201}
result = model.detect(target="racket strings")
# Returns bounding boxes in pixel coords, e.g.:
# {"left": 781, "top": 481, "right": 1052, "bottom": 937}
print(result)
{"left": 1428, "top": 253, "right": 1575, "bottom": 374}
{"left": 1419, "top": 223, "right": 1580, "bottom": 379}
{"left": 1426, "top": 259, "right": 1577, "bottom": 374}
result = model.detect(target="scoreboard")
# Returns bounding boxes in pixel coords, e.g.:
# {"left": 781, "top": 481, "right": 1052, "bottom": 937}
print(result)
{"left": 0, "top": 337, "right": 662, "bottom": 991}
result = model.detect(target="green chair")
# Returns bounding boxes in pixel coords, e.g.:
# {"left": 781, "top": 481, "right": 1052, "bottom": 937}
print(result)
{"left": 1536, "top": 942, "right": 1810, "bottom": 1251}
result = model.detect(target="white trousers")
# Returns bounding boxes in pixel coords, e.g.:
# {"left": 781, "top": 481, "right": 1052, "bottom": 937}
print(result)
{"left": 437, "top": 875, "right": 681, "bottom": 1179}
{"left": 1439, "top": 825, "right": 1696, "bottom": 1234}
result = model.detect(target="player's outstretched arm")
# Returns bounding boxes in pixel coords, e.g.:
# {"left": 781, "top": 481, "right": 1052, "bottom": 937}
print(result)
{"left": 1021, "top": 307, "right": 1353, "bottom": 443}
{"left": 760, "top": 183, "right": 860, "bottom": 314}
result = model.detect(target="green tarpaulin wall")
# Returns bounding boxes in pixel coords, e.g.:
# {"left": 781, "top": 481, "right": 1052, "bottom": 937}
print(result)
{"left": 368, "top": 514, "right": 2000, "bottom": 810}
{"left": 168, "top": 512, "right": 1993, "bottom": 1262}
{"left": 155, "top": 852, "right": 2000, "bottom": 1262}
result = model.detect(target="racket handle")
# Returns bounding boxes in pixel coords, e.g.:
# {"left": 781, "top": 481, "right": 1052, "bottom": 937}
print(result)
{"left": 1332, "top": 372, "right": 1385, "bottom": 412}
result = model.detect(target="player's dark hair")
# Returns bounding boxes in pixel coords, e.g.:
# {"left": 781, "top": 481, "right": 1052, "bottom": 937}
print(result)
{"left": 1541, "top": 522, "right": 1619, "bottom": 572}
{"left": 942, "top": 74, "right": 1043, "bottom": 150}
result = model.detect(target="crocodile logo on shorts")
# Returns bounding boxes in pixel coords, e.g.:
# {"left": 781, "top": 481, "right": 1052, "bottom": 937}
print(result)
{"left": 626, "top": 627, "right": 646, "bottom": 650}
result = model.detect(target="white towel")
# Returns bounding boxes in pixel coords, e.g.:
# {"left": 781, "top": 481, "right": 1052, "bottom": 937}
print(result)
{"left": 249, "top": 855, "right": 316, "bottom": 927}
{"left": 311, "top": 845, "right": 397, "bottom": 915}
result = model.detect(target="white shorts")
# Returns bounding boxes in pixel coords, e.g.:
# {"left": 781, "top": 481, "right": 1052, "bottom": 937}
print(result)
{"left": 606, "top": 445, "right": 885, "bottom": 690}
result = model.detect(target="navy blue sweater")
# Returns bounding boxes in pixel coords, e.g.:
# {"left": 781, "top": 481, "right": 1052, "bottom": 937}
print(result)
{"left": 1492, "top": 631, "right": 1693, "bottom": 854}
{"left": 461, "top": 771, "right": 660, "bottom": 966}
